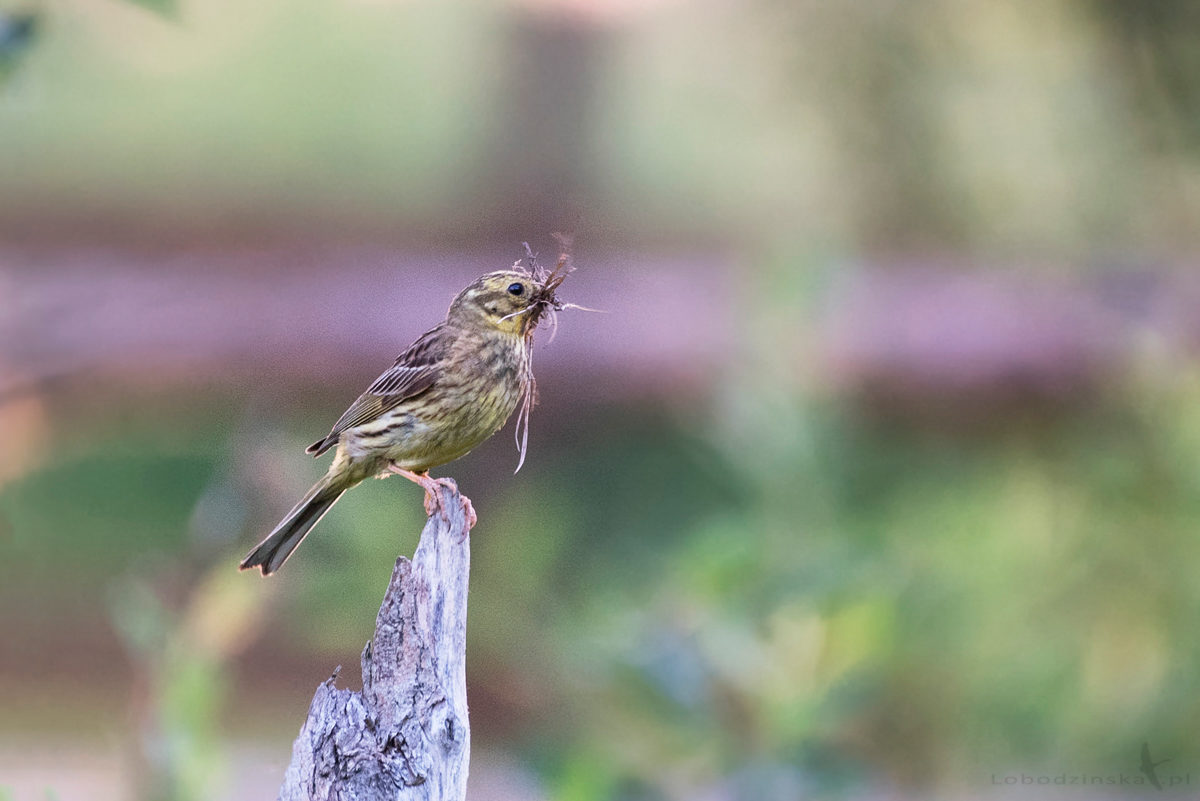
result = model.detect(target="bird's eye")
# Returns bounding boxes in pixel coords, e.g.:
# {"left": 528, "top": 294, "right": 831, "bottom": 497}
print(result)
{"left": 507, "top": 282, "right": 525, "bottom": 296}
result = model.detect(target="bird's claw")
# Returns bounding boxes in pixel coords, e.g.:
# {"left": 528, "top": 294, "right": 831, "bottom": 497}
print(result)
{"left": 386, "top": 464, "right": 476, "bottom": 537}
{"left": 423, "top": 477, "right": 477, "bottom": 537}
{"left": 460, "top": 494, "right": 477, "bottom": 533}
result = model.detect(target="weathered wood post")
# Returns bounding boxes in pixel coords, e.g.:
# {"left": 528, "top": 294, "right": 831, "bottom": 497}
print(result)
{"left": 277, "top": 480, "right": 473, "bottom": 801}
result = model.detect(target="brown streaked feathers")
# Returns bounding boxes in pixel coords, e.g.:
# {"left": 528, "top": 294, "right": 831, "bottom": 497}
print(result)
{"left": 306, "top": 326, "right": 449, "bottom": 457}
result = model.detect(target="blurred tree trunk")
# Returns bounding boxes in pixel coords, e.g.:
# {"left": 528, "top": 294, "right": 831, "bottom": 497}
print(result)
{"left": 475, "top": 12, "right": 604, "bottom": 237}
{"left": 276, "top": 483, "right": 473, "bottom": 801}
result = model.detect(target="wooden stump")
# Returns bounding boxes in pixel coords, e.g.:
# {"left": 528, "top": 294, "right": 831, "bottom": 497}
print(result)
{"left": 277, "top": 481, "right": 473, "bottom": 801}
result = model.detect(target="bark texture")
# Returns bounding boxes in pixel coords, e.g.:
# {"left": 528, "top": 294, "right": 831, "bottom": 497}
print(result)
{"left": 277, "top": 481, "right": 472, "bottom": 801}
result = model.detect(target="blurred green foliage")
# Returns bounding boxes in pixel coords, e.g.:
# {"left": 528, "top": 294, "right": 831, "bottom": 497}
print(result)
{"left": 1, "top": 0, "right": 1199, "bottom": 249}
{"left": 5, "top": 327, "right": 1200, "bottom": 798}
{"left": 500, "top": 304, "right": 1200, "bottom": 798}
{"left": 124, "top": 0, "right": 177, "bottom": 20}
{"left": 0, "top": 10, "right": 36, "bottom": 82}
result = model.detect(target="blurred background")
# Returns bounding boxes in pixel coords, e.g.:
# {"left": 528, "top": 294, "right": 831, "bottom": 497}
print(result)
{"left": 3, "top": 0, "right": 1200, "bottom": 799}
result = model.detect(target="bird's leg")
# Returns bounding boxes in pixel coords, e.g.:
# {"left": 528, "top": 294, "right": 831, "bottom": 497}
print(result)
{"left": 386, "top": 464, "right": 477, "bottom": 533}
{"left": 386, "top": 465, "right": 447, "bottom": 517}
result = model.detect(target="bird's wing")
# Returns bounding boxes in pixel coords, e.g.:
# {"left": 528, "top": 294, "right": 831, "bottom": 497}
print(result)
{"left": 306, "top": 325, "right": 448, "bottom": 456}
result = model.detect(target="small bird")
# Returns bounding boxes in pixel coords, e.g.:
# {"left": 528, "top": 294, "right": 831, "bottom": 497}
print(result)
{"left": 240, "top": 255, "right": 570, "bottom": 575}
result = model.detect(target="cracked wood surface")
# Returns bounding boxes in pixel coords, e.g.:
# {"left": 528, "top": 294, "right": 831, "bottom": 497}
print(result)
{"left": 277, "top": 481, "right": 472, "bottom": 801}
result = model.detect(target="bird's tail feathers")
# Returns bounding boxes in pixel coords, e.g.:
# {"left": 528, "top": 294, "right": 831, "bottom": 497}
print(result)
{"left": 240, "top": 479, "right": 345, "bottom": 575}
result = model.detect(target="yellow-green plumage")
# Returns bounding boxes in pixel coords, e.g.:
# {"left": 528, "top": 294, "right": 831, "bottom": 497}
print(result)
{"left": 240, "top": 269, "right": 552, "bottom": 575}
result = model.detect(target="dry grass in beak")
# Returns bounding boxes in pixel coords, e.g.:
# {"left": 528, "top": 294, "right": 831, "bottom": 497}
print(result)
{"left": 511, "top": 235, "right": 575, "bottom": 473}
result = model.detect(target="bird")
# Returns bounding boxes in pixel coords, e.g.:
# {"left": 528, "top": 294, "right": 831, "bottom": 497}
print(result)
{"left": 240, "top": 259, "right": 569, "bottom": 576}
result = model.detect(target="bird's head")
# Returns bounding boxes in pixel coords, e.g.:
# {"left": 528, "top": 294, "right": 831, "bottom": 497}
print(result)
{"left": 447, "top": 265, "right": 567, "bottom": 337}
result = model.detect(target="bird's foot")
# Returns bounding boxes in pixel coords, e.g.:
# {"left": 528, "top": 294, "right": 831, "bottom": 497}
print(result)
{"left": 456, "top": 493, "right": 478, "bottom": 535}
{"left": 386, "top": 465, "right": 477, "bottom": 535}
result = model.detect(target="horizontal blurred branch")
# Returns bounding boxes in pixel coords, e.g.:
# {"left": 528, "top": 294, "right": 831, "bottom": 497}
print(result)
{"left": 277, "top": 481, "right": 472, "bottom": 801}
{"left": 3, "top": 244, "right": 1198, "bottom": 428}
{"left": 0, "top": 246, "right": 730, "bottom": 403}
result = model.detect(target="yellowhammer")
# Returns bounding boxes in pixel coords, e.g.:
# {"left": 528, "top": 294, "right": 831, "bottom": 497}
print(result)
{"left": 240, "top": 250, "right": 571, "bottom": 575}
